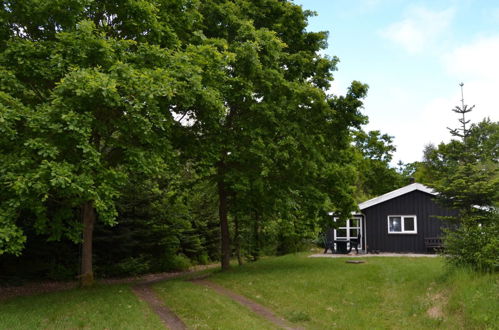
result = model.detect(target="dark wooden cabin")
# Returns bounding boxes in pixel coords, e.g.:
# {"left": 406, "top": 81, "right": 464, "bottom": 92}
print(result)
{"left": 328, "top": 183, "right": 457, "bottom": 254}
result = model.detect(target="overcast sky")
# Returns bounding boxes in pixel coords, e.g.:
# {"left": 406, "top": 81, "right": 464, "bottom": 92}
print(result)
{"left": 294, "top": 0, "right": 499, "bottom": 164}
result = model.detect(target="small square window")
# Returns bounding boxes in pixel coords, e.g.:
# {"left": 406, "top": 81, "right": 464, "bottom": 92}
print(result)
{"left": 404, "top": 217, "right": 415, "bottom": 231}
{"left": 388, "top": 216, "right": 417, "bottom": 234}
{"left": 389, "top": 217, "right": 402, "bottom": 232}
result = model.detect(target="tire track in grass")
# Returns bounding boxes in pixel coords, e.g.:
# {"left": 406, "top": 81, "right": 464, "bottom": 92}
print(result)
{"left": 131, "top": 265, "right": 218, "bottom": 329}
{"left": 132, "top": 284, "right": 187, "bottom": 330}
{"left": 192, "top": 279, "right": 304, "bottom": 330}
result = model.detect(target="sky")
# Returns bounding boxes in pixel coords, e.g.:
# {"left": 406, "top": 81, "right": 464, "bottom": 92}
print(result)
{"left": 293, "top": 0, "right": 499, "bottom": 164}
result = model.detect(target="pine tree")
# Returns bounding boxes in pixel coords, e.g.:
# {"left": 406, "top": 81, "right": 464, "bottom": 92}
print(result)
{"left": 425, "top": 84, "right": 499, "bottom": 272}
{"left": 447, "top": 83, "right": 475, "bottom": 141}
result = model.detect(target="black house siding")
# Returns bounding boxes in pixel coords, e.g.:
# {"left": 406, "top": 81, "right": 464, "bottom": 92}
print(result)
{"left": 363, "top": 190, "right": 456, "bottom": 253}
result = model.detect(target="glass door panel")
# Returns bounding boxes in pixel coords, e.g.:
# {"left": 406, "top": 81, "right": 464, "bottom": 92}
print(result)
{"left": 333, "top": 217, "right": 363, "bottom": 250}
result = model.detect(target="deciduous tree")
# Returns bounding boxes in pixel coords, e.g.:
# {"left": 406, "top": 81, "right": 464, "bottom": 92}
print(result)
{"left": 172, "top": 1, "right": 369, "bottom": 269}
{"left": 0, "top": 0, "right": 224, "bottom": 285}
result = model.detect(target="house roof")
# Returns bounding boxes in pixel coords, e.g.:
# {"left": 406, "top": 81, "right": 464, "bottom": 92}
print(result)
{"left": 358, "top": 183, "right": 436, "bottom": 210}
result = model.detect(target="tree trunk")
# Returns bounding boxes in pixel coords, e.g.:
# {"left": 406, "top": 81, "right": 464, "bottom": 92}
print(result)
{"left": 217, "top": 164, "right": 231, "bottom": 270}
{"left": 252, "top": 209, "right": 260, "bottom": 261}
{"left": 234, "top": 214, "right": 242, "bottom": 266}
{"left": 80, "top": 201, "right": 96, "bottom": 287}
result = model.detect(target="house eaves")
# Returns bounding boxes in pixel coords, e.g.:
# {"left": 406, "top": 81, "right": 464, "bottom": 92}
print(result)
{"left": 358, "top": 183, "right": 436, "bottom": 210}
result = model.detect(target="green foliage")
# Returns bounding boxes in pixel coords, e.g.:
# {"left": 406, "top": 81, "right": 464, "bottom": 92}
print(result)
{"left": 156, "top": 254, "right": 192, "bottom": 272}
{"left": 0, "top": 0, "right": 222, "bottom": 260}
{"left": 197, "top": 253, "right": 211, "bottom": 265}
{"left": 355, "top": 130, "right": 396, "bottom": 163}
{"left": 422, "top": 117, "right": 499, "bottom": 272}
{"left": 0, "top": 226, "right": 79, "bottom": 282}
{"left": 104, "top": 256, "right": 151, "bottom": 277}
{"left": 172, "top": 0, "right": 370, "bottom": 265}
{"left": 353, "top": 129, "right": 406, "bottom": 200}
{"left": 443, "top": 218, "right": 499, "bottom": 272}
{"left": 0, "top": 169, "right": 218, "bottom": 281}
{"left": 45, "top": 263, "right": 77, "bottom": 281}
{"left": 93, "top": 172, "right": 217, "bottom": 277}
{"left": 1, "top": 0, "right": 373, "bottom": 274}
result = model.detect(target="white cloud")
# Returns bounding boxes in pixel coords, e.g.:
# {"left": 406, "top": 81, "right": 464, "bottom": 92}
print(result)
{"left": 440, "top": 35, "right": 499, "bottom": 124}
{"left": 419, "top": 96, "right": 460, "bottom": 145}
{"left": 443, "top": 35, "right": 499, "bottom": 80}
{"left": 374, "top": 34, "right": 499, "bottom": 164}
{"left": 415, "top": 35, "right": 499, "bottom": 159}
{"left": 416, "top": 81, "right": 497, "bottom": 158}
{"left": 380, "top": 7, "right": 455, "bottom": 54}
{"left": 361, "top": 85, "right": 425, "bottom": 164}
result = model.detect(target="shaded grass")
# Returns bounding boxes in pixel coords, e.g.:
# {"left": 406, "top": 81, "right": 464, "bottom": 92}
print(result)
{"left": 0, "top": 284, "right": 164, "bottom": 329}
{"left": 153, "top": 280, "right": 275, "bottom": 329}
{"left": 210, "top": 254, "right": 499, "bottom": 329}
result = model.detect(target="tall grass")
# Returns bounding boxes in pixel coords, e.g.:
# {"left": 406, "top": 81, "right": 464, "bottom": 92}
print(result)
{"left": 210, "top": 254, "right": 498, "bottom": 329}
{"left": 442, "top": 267, "right": 498, "bottom": 328}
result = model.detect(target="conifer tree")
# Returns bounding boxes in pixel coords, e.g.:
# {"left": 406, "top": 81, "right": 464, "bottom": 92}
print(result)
{"left": 424, "top": 84, "right": 498, "bottom": 271}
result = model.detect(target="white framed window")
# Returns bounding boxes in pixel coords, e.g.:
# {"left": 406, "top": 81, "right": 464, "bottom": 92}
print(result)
{"left": 387, "top": 215, "right": 417, "bottom": 234}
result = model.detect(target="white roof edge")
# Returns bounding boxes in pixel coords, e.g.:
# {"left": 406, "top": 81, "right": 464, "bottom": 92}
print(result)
{"left": 358, "top": 183, "right": 436, "bottom": 210}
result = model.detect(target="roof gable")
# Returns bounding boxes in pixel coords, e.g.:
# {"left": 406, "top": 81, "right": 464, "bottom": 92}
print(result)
{"left": 358, "top": 183, "right": 435, "bottom": 210}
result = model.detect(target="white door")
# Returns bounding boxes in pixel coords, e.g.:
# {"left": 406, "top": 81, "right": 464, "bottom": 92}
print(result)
{"left": 334, "top": 217, "right": 363, "bottom": 250}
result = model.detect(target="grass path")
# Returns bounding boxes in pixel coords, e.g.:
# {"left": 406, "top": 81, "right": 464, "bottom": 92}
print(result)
{"left": 192, "top": 278, "right": 303, "bottom": 329}
{"left": 132, "top": 284, "right": 186, "bottom": 329}
{"left": 152, "top": 280, "right": 277, "bottom": 329}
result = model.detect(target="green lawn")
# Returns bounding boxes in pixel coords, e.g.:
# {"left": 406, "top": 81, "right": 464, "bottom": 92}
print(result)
{"left": 153, "top": 280, "right": 275, "bottom": 329}
{"left": 1, "top": 254, "right": 497, "bottom": 329}
{"left": 0, "top": 284, "right": 164, "bottom": 329}
{"left": 210, "top": 254, "right": 499, "bottom": 329}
